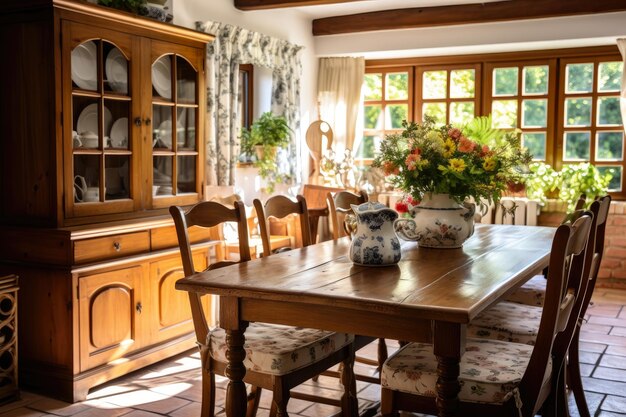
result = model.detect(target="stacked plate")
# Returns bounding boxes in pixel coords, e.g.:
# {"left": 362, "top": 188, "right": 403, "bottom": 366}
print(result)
{"left": 76, "top": 104, "right": 112, "bottom": 148}
{"left": 71, "top": 41, "right": 97, "bottom": 90}
{"left": 152, "top": 56, "right": 171, "bottom": 99}
{"left": 105, "top": 48, "right": 128, "bottom": 93}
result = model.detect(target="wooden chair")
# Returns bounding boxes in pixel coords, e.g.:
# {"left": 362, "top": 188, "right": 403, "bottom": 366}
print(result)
{"left": 380, "top": 212, "right": 593, "bottom": 417}
{"left": 170, "top": 201, "right": 357, "bottom": 417}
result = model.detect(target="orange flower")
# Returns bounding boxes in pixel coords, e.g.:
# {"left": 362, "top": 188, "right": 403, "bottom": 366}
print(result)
{"left": 458, "top": 137, "right": 477, "bottom": 153}
{"left": 405, "top": 153, "right": 421, "bottom": 171}
{"left": 383, "top": 161, "right": 399, "bottom": 175}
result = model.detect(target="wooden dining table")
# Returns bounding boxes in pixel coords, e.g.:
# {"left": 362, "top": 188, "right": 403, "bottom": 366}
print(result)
{"left": 176, "top": 224, "right": 555, "bottom": 417}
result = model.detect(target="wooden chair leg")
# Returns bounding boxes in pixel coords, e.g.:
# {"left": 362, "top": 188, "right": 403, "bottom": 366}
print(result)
{"left": 380, "top": 388, "right": 399, "bottom": 417}
{"left": 568, "top": 330, "right": 591, "bottom": 417}
{"left": 270, "top": 380, "right": 290, "bottom": 417}
{"left": 377, "top": 338, "right": 388, "bottom": 372}
{"left": 200, "top": 366, "right": 216, "bottom": 417}
{"left": 339, "top": 345, "right": 358, "bottom": 417}
{"left": 556, "top": 366, "right": 571, "bottom": 417}
{"left": 246, "top": 386, "right": 262, "bottom": 417}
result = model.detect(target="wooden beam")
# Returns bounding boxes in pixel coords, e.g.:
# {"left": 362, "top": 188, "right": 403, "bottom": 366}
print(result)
{"left": 313, "top": 0, "right": 626, "bottom": 36}
{"left": 234, "top": 0, "right": 361, "bottom": 11}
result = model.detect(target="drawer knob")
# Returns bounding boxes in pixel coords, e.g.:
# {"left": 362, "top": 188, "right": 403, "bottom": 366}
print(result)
{"left": 136, "top": 302, "right": 143, "bottom": 314}
{"left": 113, "top": 242, "right": 121, "bottom": 251}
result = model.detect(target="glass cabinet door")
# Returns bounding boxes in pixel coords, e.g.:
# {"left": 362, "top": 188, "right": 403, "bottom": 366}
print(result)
{"left": 150, "top": 46, "right": 203, "bottom": 209}
{"left": 65, "top": 22, "right": 137, "bottom": 218}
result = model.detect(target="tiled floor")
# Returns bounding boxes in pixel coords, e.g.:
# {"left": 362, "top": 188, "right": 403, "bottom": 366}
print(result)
{"left": 3, "top": 288, "right": 626, "bottom": 417}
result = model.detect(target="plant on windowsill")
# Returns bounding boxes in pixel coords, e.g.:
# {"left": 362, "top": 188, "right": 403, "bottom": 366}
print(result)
{"left": 240, "top": 112, "right": 293, "bottom": 194}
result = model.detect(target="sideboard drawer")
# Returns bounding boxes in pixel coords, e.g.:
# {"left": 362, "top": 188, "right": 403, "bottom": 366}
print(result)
{"left": 151, "top": 225, "right": 213, "bottom": 251}
{"left": 74, "top": 232, "right": 150, "bottom": 264}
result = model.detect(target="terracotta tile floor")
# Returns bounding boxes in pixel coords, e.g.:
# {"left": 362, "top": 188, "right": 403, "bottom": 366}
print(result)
{"left": 3, "top": 288, "right": 626, "bottom": 417}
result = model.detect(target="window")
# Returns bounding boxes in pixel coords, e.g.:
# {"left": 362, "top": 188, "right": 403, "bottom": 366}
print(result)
{"left": 357, "top": 67, "right": 412, "bottom": 161}
{"left": 362, "top": 47, "right": 624, "bottom": 198}
{"left": 239, "top": 64, "right": 253, "bottom": 129}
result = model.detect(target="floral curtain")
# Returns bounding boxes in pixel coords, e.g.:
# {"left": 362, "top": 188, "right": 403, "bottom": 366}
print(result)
{"left": 196, "top": 21, "right": 303, "bottom": 186}
{"left": 317, "top": 57, "right": 365, "bottom": 157}
{"left": 618, "top": 38, "right": 626, "bottom": 136}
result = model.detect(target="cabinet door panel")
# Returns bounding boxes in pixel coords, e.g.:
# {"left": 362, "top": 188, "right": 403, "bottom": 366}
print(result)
{"left": 78, "top": 266, "right": 143, "bottom": 371}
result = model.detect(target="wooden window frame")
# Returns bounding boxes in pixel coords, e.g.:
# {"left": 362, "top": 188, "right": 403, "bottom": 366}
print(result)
{"left": 239, "top": 64, "right": 254, "bottom": 130}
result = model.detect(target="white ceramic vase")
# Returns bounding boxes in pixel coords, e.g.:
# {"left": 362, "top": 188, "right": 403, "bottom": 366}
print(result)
{"left": 394, "top": 193, "right": 476, "bottom": 248}
{"left": 349, "top": 202, "right": 401, "bottom": 266}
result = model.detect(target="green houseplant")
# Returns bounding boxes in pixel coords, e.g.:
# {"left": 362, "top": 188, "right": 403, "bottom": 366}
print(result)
{"left": 240, "top": 112, "right": 293, "bottom": 193}
{"left": 97, "top": 0, "right": 148, "bottom": 15}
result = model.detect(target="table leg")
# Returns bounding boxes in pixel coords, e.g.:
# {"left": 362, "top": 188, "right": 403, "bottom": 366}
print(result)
{"left": 433, "top": 322, "right": 465, "bottom": 417}
{"left": 221, "top": 297, "right": 248, "bottom": 417}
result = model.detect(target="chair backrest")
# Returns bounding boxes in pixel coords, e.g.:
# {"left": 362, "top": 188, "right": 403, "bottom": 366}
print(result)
{"left": 326, "top": 190, "right": 368, "bottom": 240}
{"left": 170, "top": 201, "right": 251, "bottom": 345}
{"left": 520, "top": 211, "right": 593, "bottom": 416}
{"left": 207, "top": 193, "right": 242, "bottom": 241}
{"left": 253, "top": 194, "right": 312, "bottom": 256}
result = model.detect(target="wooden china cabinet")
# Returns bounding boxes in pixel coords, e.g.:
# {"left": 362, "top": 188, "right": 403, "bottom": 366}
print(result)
{"left": 0, "top": 0, "right": 215, "bottom": 401}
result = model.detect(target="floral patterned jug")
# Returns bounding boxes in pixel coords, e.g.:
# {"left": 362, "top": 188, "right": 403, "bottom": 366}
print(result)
{"left": 349, "top": 202, "right": 401, "bottom": 266}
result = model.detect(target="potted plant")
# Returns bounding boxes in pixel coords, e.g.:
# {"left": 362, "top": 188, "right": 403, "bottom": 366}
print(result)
{"left": 240, "top": 112, "right": 293, "bottom": 193}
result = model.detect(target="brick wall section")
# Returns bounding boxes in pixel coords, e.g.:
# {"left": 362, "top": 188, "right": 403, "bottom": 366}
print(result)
{"left": 538, "top": 200, "right": 626, "bottom": 289}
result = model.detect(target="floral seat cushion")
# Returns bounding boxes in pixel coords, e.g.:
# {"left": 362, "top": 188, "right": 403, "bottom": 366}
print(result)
{"left": 506, "top": 275, "right": 546, "bottom": 306}
{"left": 381, "top": 338, "right": 552, "bottom": 405}
{"left": 209, "top": 323, "right": 354, "bottom": 376}
{"left": 467, "top": 301, "right": 541, "bottom": 345}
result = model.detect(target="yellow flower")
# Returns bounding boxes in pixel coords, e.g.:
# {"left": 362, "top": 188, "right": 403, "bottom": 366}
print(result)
{"left": 443, "top": 139, "right": 456, "bottom": 158}
{"left": 449, "top": 158, "right": 466, "bottom": 172}
{"left": 483, "top": 157, "right": 496, "bottom": 171}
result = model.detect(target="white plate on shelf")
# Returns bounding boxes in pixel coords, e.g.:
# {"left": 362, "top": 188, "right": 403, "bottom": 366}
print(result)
{"left": 155, "top": 120, "right": 184, "bottom": 148}
{"left": 105, "top": 48, "right": 128, "bottom": 93}
{"left": 110, "top": 117, "right": 128, "bottom": 148}
{"left": 152, "top": 57, "right": 171, "bottom": 99}
{"left": 77, "top": 104, "right": 112, "bottom": 137}
{"left": 71, "top": 41, "right": 97, "bottom": 90}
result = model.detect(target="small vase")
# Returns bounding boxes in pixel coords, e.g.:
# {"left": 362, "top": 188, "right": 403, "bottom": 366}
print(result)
{"left": 349, "top": 202, "right": 401, "bottom": 266}
{"left": 394, "top": 193, "right": 476, "bottom": 248}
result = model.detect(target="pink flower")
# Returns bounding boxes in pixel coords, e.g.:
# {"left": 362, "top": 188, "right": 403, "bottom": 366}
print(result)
{"left": 383, "top": 161, "right": 399, "bottom": 175}
{"left": 448, "top": 128, "right": 462, "bottom": 141}
{"left": 411, "top": 147, "right": 422, "bottom": 155}
{"left": 406, "top": 196, "right": 420, "bottom": 206}
{"left": 405, "top": 153, "right": 421, "bottom": 171}
{"left": 480, "top": 144, "right": 491, "bottom": 156}
{"left": 395, "top": 201, "right": 409, "bottom": 213}
{"left": 458, "top": 137, "right": 477, "bottom": 153}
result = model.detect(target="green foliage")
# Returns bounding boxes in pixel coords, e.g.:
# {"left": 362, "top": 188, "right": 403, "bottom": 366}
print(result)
{"left": 98, "top": 0, "right": 148, "bottom": 15}
{"left": 525, "top": 162, "right": 612, "bottom": 211}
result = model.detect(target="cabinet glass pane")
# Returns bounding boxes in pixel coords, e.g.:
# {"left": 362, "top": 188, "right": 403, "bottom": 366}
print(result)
{"left": 153, "top": 156, "right": 173, "bottom": 195}
{"left": 176, "top": 56, "right": 196, "bottom": 104}
{"left": 564, "top": 132, "right": 590, "bottom": 161}
{"left": 422, "top": 102, "right": 446, "bottom": 124}
{"left": 450, "top": 102, "right": 474, "bottom": 125}
{"left": 363, "top": 74, "right": 382, "bottom": 100}
{"left": 492, "top": 100, "right": 517, "bottom": 128}
{"left": 385, "top": 104, "right": 408, "bottom": 129}
{"left": 105, "top": 100, "right": 130, "bottom": 149}
{"left": 103, "top": 43, "right": 128, "bottom": 95}
{"left": 177, "top": 156, "right": 196, "bottom": 193}
{"left": 566, "top": 63, "right": 593, "bottom": 93}
{"left": 386, "top": 73, "right": 408, "bottom": 100}
{"left": 153, "top": 105, "right": 174, "bottom": 150}
{"left": 364, "top": 105, "right": 382, "bottom": 129}
{"left": 105, "top": 156, "right": 130, "bottom": 200}
{"left": 597, "top": 166, "right": 622, "bottom": 191}
{"left": 355, "top": 135, "right": 381, "bottom": 159}
{"left": 596, "top": 131, "right": 624, "bottom": 161}
{"left": 423, "top": 71, "right": 447, "bottom": 99}
{"left": 176, "top": 108, "right": 196, "bottom": 150}
{"left": 493, "top": 67, "right": 518, "bottom": 96}
{"left": 71, "top": 40, "right": 98, "bottom": 91}
{"left": 522, "top": 132, "right": 546, "bottom": 161}
{"left": 522, "top": 99, "right": 547, "bottom": 128}
{"left": 597, "top": 97, "right": 622, "bottom": 126}
{"left": 598, "top": 62, "right": 623, "bottom": 92}
{"left": 565, "top": 98, "right": 592, "bottom": 127}
{"left": 450, "top": 69, "right": 475, "bottom": 98}
{"left": 523, "top": 65, "right": 548, "bottom": 95}
{"left": 152, "top": 55, "right": 173, "bottom": 100}
{"left": 73, "top": 97, "right": 112, "bottom": 149}
{"left": 74, "top": 155, "right": 101, "bottom": 203}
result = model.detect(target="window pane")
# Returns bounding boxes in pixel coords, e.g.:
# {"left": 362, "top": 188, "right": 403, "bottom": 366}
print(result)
{"left": 450, "top": 102, "right": 475, "bottom": 125}
{"left": 522, "top": 99, "right": 547, "bottom": 128}
{"left": 422, "top": 102, "right": 446, "bottom": 124}
{"left": 564, "top": 132, "right": 590, "bottom": 160}
{"left": 597, "top": 166, "right": 622, "bottom": 191}
{"left": 450, "top": 69, "right": 475, "bottom": 98}
{"left": 522, "top": 132, "right": 546, "bottom": 161}
{"left": 423, "top": 71, "right": 447, "bottom": 99}
{"left": 363, "top": 73, "right": 382, "bottom": 100}
{"left": 566, "top": 63, "right": 593, "bottom": 93}
{"left": 565, "top": 98, "right": 592, "bottom": 126}
{"left": 355, "top": 135, "right": 381, "bottom": 159}
{"left": 598, "top": 62, "right": 623, "bottom": 92}
{"left": 385, "top": 104, "right": 408, "bottom": 129}
{"left": 523, "top": 65, "right": 548, "bottom": 95}
{"left": 364, "top": 105, "right": 383, "bottom": 129}
{"left": 597, "top": 97, "right": 623, "bottom": 126}
{"left": 493, "top": 67, "right": 518, "bottom": 96}
{"left": 386, "top": 72, "right": 409, "bottom": 100}
{"left": 596, "top": 131, "right": 624, "bottom": 161}
{"left": 492, "top": 100, "right": 518, "bottom": 128}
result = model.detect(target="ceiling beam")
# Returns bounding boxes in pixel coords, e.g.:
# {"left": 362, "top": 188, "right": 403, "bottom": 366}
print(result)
{"left": 312, "top": 0, "right": 626, "bottom": 36}
{"left": 234, "top": 0, "right": 362, "bottom": 11}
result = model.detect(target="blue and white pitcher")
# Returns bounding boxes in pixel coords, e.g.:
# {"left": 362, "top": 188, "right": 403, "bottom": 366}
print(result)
{"left": 349, "top": 202, "right": 401, "bottom": 266}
